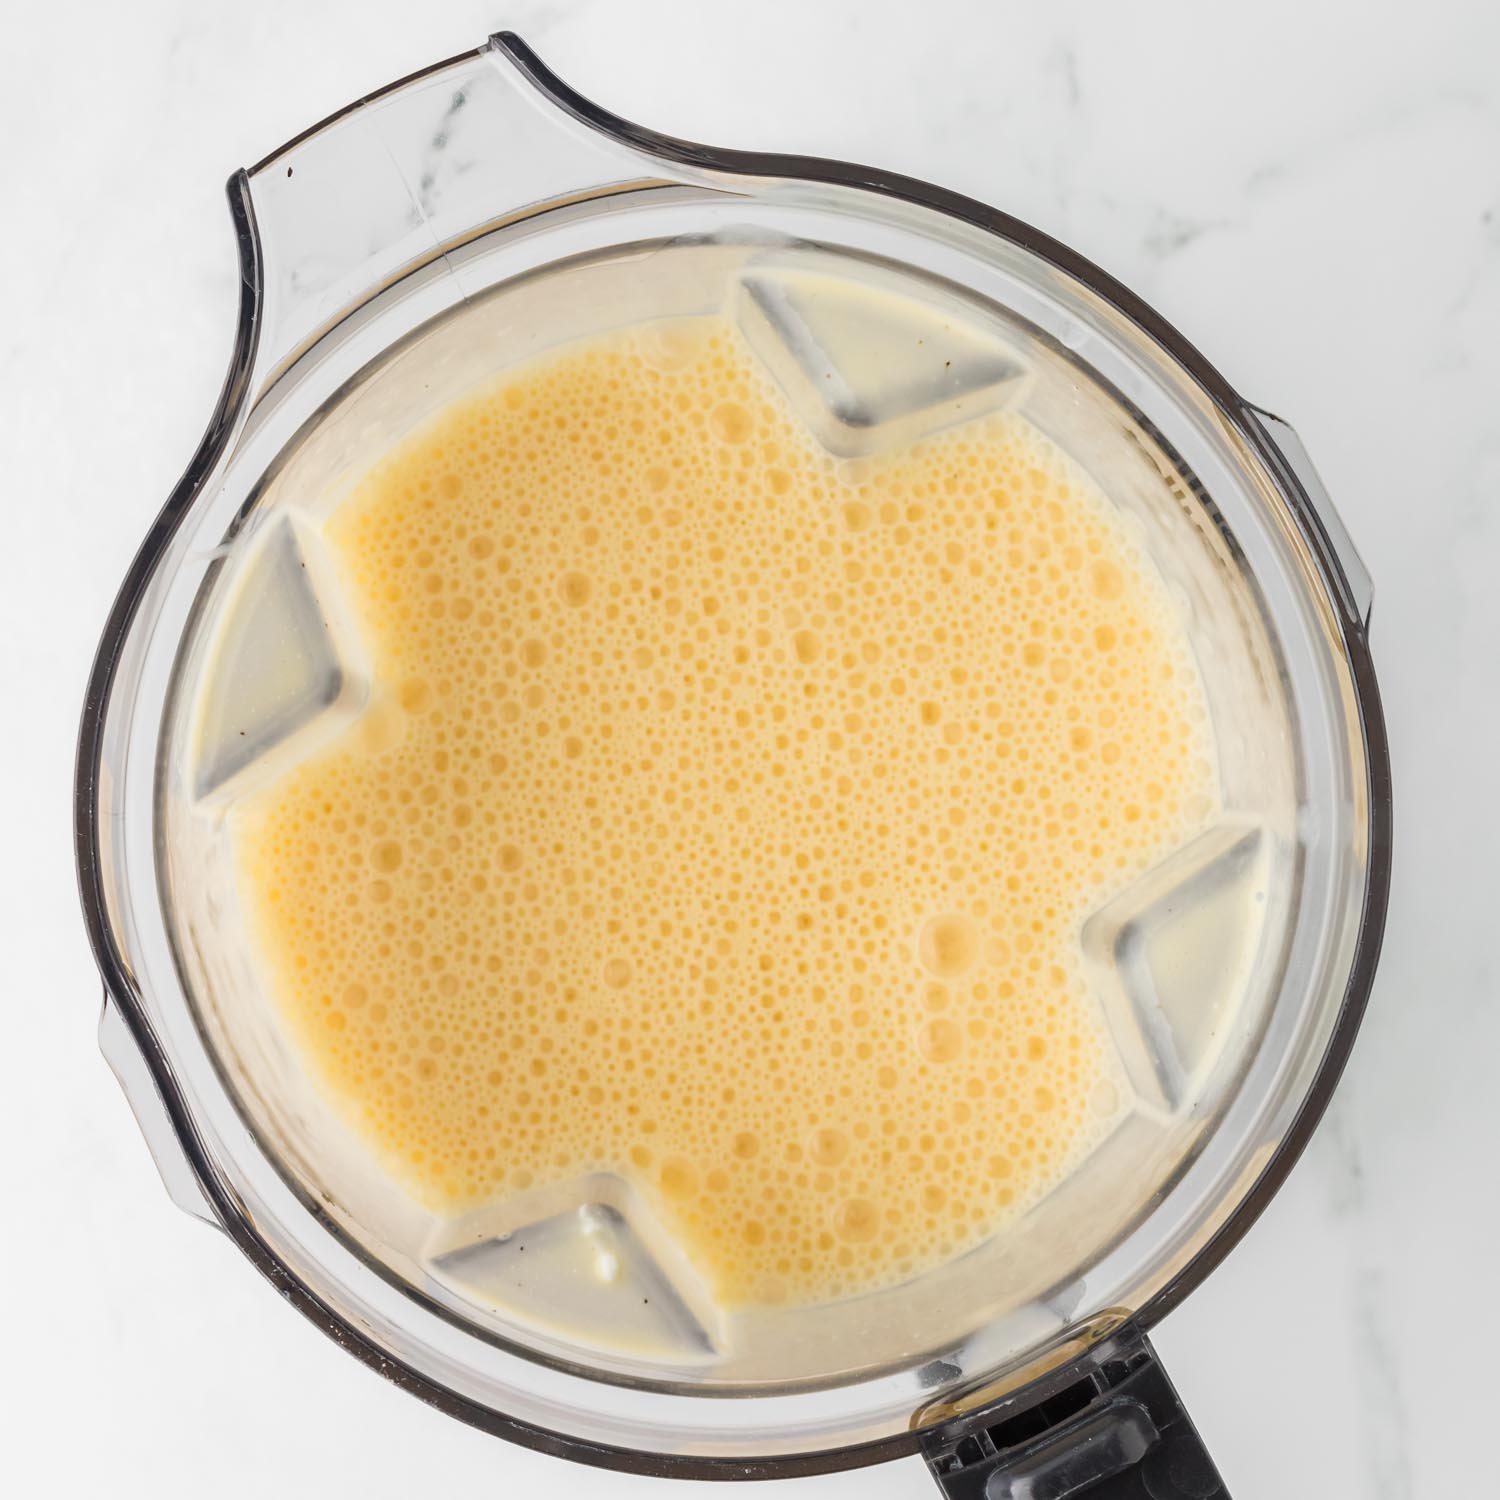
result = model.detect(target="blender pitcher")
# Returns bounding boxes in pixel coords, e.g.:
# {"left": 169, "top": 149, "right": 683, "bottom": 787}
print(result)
{"left": 75, "top": 33, "right": 1390, "bottom": 1497}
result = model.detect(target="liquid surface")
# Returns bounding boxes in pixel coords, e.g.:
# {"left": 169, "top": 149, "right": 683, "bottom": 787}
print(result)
{"left": 237, "top": 316, "right": 1217, "bottom": 1307}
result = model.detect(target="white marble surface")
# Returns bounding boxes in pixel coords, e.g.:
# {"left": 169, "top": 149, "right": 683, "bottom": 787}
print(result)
{"left": 4, "top": 0, "right": 1497, "bottom": 1494}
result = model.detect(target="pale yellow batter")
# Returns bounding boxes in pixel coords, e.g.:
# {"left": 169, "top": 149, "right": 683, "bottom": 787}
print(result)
{"left": 235, "top": 315, "right": 1217, "bottom": 1307}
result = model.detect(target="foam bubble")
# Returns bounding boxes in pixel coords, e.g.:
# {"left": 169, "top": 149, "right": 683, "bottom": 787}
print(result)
{"left": 918, "top": 914, "right": 980, "bottom": 979}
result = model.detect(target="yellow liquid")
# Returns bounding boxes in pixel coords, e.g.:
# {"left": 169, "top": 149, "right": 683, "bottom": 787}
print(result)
{"left": 236, "top": 316, "right": 1217, "bottom": 1308}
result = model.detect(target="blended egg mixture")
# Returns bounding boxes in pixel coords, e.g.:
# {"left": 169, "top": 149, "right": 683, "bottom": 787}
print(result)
{"left": 235, "top": 315, "right": 1218, "bottom": 1307}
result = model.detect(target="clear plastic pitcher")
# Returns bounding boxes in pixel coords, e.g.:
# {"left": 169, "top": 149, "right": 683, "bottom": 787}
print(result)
{"left": 75, "top": 33, "right": 1389, "bottom": 1497}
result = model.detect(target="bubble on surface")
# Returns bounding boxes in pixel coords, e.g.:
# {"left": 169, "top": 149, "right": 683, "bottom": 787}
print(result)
{"left": 558, "top": 571, "right": 592, "bottom": 607}
{"left": 918, "top": 914, "right": 980, "bottom": 979}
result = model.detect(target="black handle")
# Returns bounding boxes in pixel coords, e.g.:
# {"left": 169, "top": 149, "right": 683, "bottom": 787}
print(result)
{"left": 921, "top": 1325, "right": 1227, "bottom": 1499}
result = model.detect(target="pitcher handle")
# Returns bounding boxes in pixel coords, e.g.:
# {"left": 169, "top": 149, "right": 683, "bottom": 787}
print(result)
{"left": 235, "top": 34, "right": 698, "bottom": 398}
